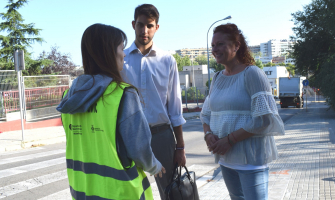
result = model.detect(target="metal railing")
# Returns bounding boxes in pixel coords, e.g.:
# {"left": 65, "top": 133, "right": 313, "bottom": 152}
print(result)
{"left": 2, "top": 85, "right": 69, "bottom": 114}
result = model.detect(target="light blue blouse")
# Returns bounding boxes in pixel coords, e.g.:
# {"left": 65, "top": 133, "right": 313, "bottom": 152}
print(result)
{"left": 200, "top": 66, "right": 285, "bottom": 166}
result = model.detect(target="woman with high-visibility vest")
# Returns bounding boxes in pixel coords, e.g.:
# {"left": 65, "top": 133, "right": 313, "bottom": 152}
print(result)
{"left": 57, "top": 23, "right": 165, "bottom": 200}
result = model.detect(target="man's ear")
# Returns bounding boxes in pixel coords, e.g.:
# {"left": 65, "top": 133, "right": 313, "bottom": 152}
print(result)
{"left": 132, "top": 21, "right": 136, "bottom": 30}
{"left": 156, "top": 24, "right": 160, "bottom": 31}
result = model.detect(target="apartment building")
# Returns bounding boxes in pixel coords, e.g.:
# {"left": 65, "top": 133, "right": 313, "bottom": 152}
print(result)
{"left": 249, "top": 45, "right": 261, "bottom": 55}
{"left": 250, "top": 39, "right": 296, "bottom": 65}
{"left": 175, "top": 48, "right": 214, "bottom": 60}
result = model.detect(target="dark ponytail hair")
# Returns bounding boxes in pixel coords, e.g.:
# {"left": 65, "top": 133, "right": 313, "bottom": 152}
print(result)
{"left": 81, "top": 23, "right": 127, "bottom": 86}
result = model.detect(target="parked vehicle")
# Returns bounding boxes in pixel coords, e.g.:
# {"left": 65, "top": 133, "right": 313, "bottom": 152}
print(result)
{"left": 279, "top": 77, "right": 306, "bottom": 108}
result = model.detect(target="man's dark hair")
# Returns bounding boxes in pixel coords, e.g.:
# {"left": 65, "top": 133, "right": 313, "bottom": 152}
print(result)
{"left": 134, "top": 4, "right": 159, "bottom": 24}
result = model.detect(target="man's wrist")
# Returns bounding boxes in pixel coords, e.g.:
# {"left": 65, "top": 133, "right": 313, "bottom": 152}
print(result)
{"left": 176, "top": 146, "right": 185, "bottom": 150}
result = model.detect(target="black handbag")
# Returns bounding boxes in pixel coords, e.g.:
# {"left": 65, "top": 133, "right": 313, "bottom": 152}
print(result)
{"left": 164, "top": 164, "right": 199, "bottom": 200}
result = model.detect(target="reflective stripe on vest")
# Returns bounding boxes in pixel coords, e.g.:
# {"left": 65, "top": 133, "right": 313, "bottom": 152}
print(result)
{"left": 62, "top": 82, "right": 153, "bottom": 200}
{"left": 66, "top": 159, "right": 139, "bottom": 181}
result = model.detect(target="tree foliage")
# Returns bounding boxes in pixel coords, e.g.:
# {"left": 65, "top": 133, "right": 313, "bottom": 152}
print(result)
{"left": 194, "top": 55, "right": 207, "bottom": 65}
{"left": 40, "top": 46, "right": 77, "bottom": 75}
{"left": 173, "top": 54, "right": 199, "bottom": 71}
{"left": 291, "top": 0, "right": 335, "bottom": 108}
{"left": 255, "top": 59, "right": 264, "bottom": 69}
{"left": 0, "top": 0, "right": 44, "bottom": 73}
{"left": 291, "top": 0, "right": 335, "bottom": 76}
{"left": 209, "top": 58, "right": 224, "bottom": 72}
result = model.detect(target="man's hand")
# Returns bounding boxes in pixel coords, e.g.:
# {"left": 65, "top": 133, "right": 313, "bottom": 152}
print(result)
{"left": 173, "top": 125, "right": 186, "bottom": 167}
{"left": 174, "top": 149, "right": 186, "bottom": 167}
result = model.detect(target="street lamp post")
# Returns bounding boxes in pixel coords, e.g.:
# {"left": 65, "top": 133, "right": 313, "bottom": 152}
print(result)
{"left": 207, "top": 16, "right": 231, "bottom": 91}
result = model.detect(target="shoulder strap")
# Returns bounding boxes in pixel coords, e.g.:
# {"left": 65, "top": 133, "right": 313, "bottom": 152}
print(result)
{"left": 208, "top": 71, "right": 221, "bottom": 97}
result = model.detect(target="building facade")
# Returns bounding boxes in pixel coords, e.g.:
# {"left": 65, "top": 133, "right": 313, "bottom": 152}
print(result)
{"left": 262, "top": 66, "right": 289, "bottom": 98}
{"left": 249, "top": 45, "right": 261, "bottom": 55}
{"left": 175, "top": 48, "right": 214, "bottom": 60}
{"left": 250, "top": 39, "right": 296, "bottom": 65}
{"left": 178, "top": 65, "right": 215, "bottom": 95}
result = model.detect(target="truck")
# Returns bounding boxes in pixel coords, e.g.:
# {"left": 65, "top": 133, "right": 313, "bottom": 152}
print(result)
{"left": 279, "top": 77, "right": 306, "bottom": 108}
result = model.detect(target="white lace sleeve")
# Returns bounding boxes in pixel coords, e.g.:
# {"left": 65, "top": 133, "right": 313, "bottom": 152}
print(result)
{"left": 200, "top": 96, "right": 211, "bottom": 125}
{"left": 242, "top": 66, "right": 285, "bottom": 136}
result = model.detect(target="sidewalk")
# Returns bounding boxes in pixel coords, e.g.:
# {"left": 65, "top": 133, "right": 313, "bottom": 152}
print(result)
{"left": 198, "top": 101, "right": 335, "bottom": 199}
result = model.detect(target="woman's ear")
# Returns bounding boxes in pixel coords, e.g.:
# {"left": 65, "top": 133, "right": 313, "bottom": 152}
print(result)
{"left": 235, "top": 41, "right": 241, "bottom": 52}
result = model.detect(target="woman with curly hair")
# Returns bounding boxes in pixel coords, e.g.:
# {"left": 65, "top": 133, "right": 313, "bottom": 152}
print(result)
{"left": 201, "top": 23, "right": 285, "bottom": 200}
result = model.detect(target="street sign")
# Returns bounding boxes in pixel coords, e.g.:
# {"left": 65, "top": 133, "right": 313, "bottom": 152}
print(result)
{"left": 303, "top": 80, "right": 309, "bottom": 86}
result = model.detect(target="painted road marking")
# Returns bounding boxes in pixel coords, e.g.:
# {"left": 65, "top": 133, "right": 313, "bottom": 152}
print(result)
{"left": 0, "top": 149, "right": 65, "bottom": 165}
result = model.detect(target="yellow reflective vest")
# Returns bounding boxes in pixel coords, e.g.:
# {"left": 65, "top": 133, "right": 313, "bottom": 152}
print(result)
{"left": 61, "top": 82, "right": 153, "bottom": 200}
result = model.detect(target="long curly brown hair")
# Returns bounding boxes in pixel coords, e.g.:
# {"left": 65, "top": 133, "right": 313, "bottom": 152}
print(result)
{"left": 213, "top": 23, "right": 255, "bottom": 66}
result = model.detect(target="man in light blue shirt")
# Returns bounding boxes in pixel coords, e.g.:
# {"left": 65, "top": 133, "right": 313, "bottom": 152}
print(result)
{"left": 122, "top": 4, "right": 186, "bottom": 199}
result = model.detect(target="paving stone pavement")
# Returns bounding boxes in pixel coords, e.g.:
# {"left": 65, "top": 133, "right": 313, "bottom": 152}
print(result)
{"left": 198, "top": 102, "right": 335, "bottom": 199}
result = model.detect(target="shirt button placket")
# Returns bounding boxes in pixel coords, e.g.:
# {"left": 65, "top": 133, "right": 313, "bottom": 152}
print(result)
{"left": 141, "top": 57, "right": 146, "bottom": 112}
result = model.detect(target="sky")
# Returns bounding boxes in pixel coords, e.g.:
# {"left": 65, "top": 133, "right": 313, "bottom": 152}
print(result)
{"left": 0, "top": 0, "right": 312, "bottom": 66}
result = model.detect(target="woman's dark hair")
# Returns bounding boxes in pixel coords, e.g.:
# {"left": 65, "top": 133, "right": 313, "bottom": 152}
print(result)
{"left": 81, "top": 23, "right": 126, "bottom": 79}
{"left": 214, "top": 23, "right": 255, "bottom": 66}
{"left": 134, "top": 4, "right": 159, "bottom": 24}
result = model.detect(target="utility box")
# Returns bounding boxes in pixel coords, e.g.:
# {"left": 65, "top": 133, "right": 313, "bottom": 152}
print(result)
{"left": 14, "top": 50, "right": 25, "bottom": 71}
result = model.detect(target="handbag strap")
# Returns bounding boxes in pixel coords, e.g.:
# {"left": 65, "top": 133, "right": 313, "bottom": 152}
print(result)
{"left": 170, "top": 163, "right": 180, "bottom": 183}
{"left": 183, "top": 166, "right": 196, "bottom": 200}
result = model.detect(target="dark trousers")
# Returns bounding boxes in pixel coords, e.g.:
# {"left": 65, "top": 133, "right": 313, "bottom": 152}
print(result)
{"left": 150, "top": 126, "right": 176, "bottom": 200}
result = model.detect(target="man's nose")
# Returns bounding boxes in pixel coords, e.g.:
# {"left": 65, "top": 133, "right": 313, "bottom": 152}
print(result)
{"left": 141, "top": 26, "right": 148, "bottom": 34}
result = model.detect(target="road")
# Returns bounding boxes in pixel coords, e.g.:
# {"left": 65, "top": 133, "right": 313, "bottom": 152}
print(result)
{"left": 0, "top": 103, "right": 309, "bottom": 199}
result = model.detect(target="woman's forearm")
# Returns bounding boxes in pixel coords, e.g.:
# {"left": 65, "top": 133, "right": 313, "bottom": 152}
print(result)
{"left": 231, "top": 128, "right": 254, "bottom": 143}
{"left": 202, "top": 123, "right": 211, "bottom": 134}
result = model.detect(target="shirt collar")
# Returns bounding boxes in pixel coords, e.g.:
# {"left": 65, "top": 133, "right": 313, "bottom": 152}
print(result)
{"left": 129, "top": 41, "right": 158, "bottom": 56}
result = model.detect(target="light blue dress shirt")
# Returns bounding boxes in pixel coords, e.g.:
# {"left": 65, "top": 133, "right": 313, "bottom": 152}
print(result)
{"left": 122, "top": 42, "right": 186, "bottom": 127}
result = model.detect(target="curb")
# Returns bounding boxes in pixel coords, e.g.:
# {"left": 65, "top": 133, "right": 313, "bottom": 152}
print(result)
{"left": 0, "top": 136, "right": 66, "bottom": 153}
{"left": 195, "top": 166, "right": 220, "bottom": 189}
{"left": 184, "top": 114, "right": 200, "bottom": 120}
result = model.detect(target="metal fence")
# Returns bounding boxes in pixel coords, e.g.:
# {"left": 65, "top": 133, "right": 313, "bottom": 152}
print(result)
{"left": 0, "top": 70, "right": 17, "bottom": 120}
{"left": 0, "top": 74, "right": 70, "bottom": 121}
{"left": 181, "top": 87, "right": 207, "bottom": 109}
{"left": 2, "top": 86, "right": 69, "bottom": 113}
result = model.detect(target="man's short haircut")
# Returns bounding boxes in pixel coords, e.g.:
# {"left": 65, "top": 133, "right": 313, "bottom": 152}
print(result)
{"left": 134, "top": 4, "right": 159, "bottom": 24}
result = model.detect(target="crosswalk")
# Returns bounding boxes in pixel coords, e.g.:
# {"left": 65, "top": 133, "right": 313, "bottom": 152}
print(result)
{"left": 0, "top": 146, "right": 217, "bottom": 200}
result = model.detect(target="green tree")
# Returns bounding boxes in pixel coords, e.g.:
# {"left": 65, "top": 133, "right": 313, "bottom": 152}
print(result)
{"left": 181, "top": 55, "right": 192, "bottom": 67}
{"left": 172, "top": 54, "right": 199, "bottom": 71}
{"left": 194, "top": 55, "right": 207, "bottom": 65}
{"left": 210, "top": 58, "right": 224, "bottom": 72}
{"left": 206, "top": 78, "right": 212, "bottom": 88}
{"left": 264, "top": 62, "right": 276, "bottom": 67}
{"left": 291, "top": 0, "right": 335, "bottom": 108}
{"left": 181, "top": 87, "right": 205, "bottom": 101}
{"left": 285, "top": 63, "right": 296, "bottom": 76}
{"left": 172, "top": 53, "right": 182, "bottom": 71}
{"left": 255, "top": 59, "right": 264, "bottom": 69}
{"left": 0, "top": 0, "right": 44, "bottom": 73}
